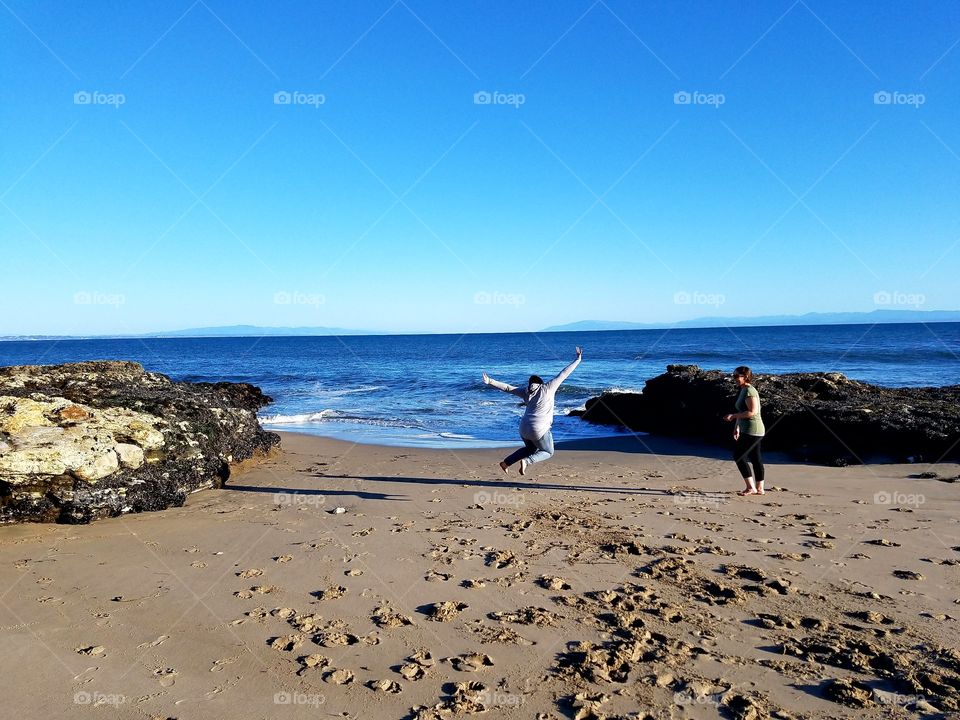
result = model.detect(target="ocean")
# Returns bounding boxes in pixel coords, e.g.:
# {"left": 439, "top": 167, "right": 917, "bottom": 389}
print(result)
{"left": 1, "top": 323, "right": 957, "bottom": 448}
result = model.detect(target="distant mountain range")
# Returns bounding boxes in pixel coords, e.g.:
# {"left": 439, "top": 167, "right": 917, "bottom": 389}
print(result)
{"left": 541, "top": 309, "right": 960, "bottom": 332}
{"left": 2, "top": 310, "right": 958, "bottom": 342}
{"left": 0, "top": 325, "right": 373, "bottom": 341}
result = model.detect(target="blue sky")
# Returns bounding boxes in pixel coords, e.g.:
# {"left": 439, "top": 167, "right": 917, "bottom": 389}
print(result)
{"left": 2, "top": 0, "right": 958, "bottom": 335}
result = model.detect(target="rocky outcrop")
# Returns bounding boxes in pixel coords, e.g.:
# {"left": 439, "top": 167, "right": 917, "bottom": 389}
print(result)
{"left": 0, "top": 361, "right": 280, "bottom": 523}
{"left": 574, "top": 365, "right": 960, "bottom": 465}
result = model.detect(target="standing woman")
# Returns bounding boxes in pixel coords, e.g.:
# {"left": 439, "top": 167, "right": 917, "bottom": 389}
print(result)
{"left": 482, "top": 347, "right": 582, "bottom": 476}
{"left": 723, "top": 366, "right": 766, "bottom": 496}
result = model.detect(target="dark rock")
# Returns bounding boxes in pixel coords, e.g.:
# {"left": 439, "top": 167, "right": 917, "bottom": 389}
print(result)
{"left": 0, "top": 361, "right": 280, "bottom": 524}
{"left": 573, "top": 364, "right": 960, "bottom": 465}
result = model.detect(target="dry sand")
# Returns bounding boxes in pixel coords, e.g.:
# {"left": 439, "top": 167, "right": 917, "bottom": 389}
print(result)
{"left": 1, "top": 431, "right": 958, "bottom": 719}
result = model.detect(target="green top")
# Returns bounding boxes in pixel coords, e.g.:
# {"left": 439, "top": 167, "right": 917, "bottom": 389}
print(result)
{"left": 735, "top": 384, "right": 765, "bottom": 436}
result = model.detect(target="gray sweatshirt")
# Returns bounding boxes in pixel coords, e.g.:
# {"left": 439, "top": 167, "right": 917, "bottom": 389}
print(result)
{"left": 488, "top": 356, "right": 581, "bottom": 439}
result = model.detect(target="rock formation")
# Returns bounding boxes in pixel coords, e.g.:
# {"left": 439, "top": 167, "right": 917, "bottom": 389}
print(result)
{"left": 0, "top": 361, "right": 279, "bottom": 523}
{"left": 574, "top": 364, "right": 960, "bottom": 465}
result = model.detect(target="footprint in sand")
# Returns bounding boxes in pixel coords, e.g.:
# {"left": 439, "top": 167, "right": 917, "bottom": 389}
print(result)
{"left": 398, "top": 649, "right": 435, "bottom": 680}
{"left": 345, "top": 569, "right": 363, "bottom": 577}
{"left": 153, "top": 667, "right": 177, "bottom": 687}
{"left": 447, "top": 653, "right": 494, "bottom": 672}
{"left": 75, "top": 645, "right": 105, "bottom": 656}
{"left": 274, "top": 555, "right": 293, "bottom": 563}
{"left": 423, "top": 601, "right": 468, "bottom": 622}
{"left": 372, "top": 605, "right": 415, "bottom": 629}
{"left": 297, "top": 654, "right": 330, "bottom": 675}
{"left": 269, "top": 634, "right": 305, "bottom": 652}
{"left": 893, "top": 570, "right": 924, "bottom": 581}
{"left": 537, "top": 576, "right": 571, "bottom": 591}
{"left": 236, "top": 568, "right": 263, "bottom": 578}
{"left": 210, "top": 657, "right": 238, "bottom": 672}
{"left": 312, "top": 585, "right": 347, "bottom": 600}
{"left": 190, "top": 561, "right": 207, "bottom": 569}
{"left": 135, "top": 635, "right": 169, "bottom": 649}
{"left": 251, "top": 585, "right": 279, "bottom": 595}
{"left": 324, "top": 668, "right": 355, "bottom": 685}
{"left": 368, "top": 678, "right": 402, "bottom": 693}
{"left": 233, "top": 590, "right": 254, "bottom": 600}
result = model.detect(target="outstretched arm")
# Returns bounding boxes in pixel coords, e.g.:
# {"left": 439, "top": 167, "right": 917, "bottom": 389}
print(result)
{"left": 482, "top": 372, "right": 525, "bottom": 397}
{"left": 545, "top": 347, "right": 583, "bottom": 391}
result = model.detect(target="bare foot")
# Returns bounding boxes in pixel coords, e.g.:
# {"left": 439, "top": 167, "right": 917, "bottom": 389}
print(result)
{"left": 519, "top": 459, "right": 528, "bottom": 476}
{"left": 738, "top": 489, "right": 759, "bottom": 496}
{"left": 498, "top": 461, "right": 509, "bottom": 474}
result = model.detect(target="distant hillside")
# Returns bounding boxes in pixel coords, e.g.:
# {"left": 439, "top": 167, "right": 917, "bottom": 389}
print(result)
{"left": 542, "top": 310, "right": 960, "bottom": 332}
{"left": 145, "top": 325, "right": 373, "bottom": 338}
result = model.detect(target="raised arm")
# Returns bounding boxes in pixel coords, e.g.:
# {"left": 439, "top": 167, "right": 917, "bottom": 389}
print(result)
{"left": 545, "top": 347, "right": 583, "bottom": 391}
{"left": 482, "top": 372, "right": 526, "bottom": 397}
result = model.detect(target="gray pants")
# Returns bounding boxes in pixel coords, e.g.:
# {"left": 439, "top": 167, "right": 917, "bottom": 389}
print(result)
{"left": 504, "top": 430, "right": 555, "bottom": 466}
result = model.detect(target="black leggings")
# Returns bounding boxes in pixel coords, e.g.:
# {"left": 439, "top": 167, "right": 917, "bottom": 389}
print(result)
{"left": 734, "top": 434, "right": 764, "bottom": 483}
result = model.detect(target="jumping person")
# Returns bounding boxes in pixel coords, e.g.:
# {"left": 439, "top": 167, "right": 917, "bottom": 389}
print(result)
{"left": 482, "top": 347, "right": 582, "bottom": 476}
{"left": 723, "top": 366, "right": 766, "bottom": 495}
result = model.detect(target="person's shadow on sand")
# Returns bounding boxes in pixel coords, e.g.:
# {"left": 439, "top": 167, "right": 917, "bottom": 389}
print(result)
{"left": 226, "top": 473, "right": 676, "bottom": 501}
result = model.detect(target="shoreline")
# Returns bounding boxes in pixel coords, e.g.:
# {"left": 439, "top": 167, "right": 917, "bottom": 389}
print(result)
{"left": 2, "top": 431, "right": 958, "bottom": 718}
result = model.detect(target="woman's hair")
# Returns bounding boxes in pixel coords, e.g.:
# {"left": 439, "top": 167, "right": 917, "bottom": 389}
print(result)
{"left": 733, "top": 366, "right": 753, "bottom": 383}
{"left": 528, "top": 374, "right": 544, "bottom": 388}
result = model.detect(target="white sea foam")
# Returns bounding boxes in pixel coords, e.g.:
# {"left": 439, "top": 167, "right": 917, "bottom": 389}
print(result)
{"left": 260, "top": 410, "right": 335, "bottom": 424}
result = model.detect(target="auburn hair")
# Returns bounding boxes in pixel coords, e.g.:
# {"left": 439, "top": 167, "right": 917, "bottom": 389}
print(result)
{"left": 734, "top": 366, "right": 753, "bottom": 383}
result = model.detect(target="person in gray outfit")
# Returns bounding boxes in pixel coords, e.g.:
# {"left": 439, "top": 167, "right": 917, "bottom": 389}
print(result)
{"left": 482, "top": 346, "right": 582, "bottom": 475}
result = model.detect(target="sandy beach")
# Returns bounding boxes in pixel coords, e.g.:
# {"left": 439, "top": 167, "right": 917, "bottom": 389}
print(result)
{"left": 2, "top": 431, "right": 958, "bottom": 719}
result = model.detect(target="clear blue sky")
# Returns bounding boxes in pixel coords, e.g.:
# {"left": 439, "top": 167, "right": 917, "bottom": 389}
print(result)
{"left": 2, "top": 0, "right": 958, "bottom": 335}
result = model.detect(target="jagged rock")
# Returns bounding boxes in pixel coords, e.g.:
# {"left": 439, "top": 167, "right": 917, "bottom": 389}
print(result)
{"left": 0, "top": 361, "right": 279, "bottom": 523}
{"left": 574, "top": 364, "right": 960, "bottom": 465}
